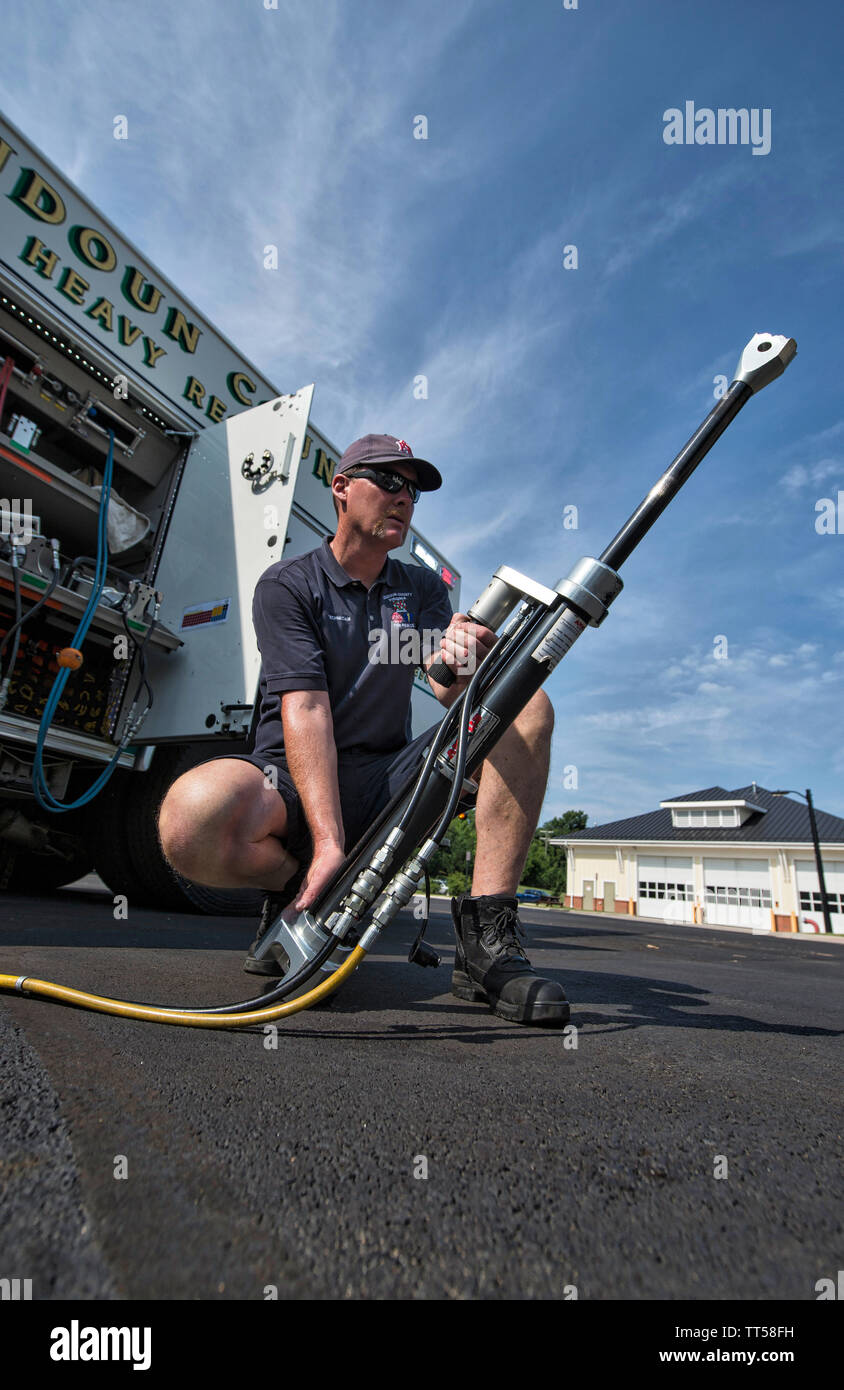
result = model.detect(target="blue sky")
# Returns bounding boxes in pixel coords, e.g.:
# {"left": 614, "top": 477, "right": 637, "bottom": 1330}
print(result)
{"left": 3, "top": 0, "right": 842, "bottom": 825}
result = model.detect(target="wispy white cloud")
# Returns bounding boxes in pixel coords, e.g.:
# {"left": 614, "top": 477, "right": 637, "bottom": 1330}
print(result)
{"left": 778, "top": 419, "right": 844, "bottom": 462}
{"left": 779, "top": 458, "right": 841, "bottom": 492}
{"left": 544, "top": 628, "right": 844, "bottom": 823}
{"left": 601, "top": 165, "right": 746, "bottom": 282}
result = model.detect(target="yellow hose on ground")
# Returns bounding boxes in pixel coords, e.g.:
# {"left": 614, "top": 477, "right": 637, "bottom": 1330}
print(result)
{"left": 0, "top": 945, "right": 366, "bottom": 1029}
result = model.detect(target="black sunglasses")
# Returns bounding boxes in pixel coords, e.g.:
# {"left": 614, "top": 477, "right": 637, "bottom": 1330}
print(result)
{"left": 345, "top": 466, "right": 420, "bottom": 504}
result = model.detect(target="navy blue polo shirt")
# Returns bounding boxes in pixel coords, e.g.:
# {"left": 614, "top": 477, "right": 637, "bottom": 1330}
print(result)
{"left": 249, "top": 536, "right": 454, "bottom": 761}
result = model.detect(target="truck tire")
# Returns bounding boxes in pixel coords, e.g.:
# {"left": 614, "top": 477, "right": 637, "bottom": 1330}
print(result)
{"left": 0, "top": 838, "right": 94, "bottom": 893}
{"left": 113, "top": 743, "right": 263, "bottom": 917}
{"left": 0, "top": 793, "right": 99, "bottom": 893}
{"left": 86, "top": 765, "right": 163, "bottom": 908}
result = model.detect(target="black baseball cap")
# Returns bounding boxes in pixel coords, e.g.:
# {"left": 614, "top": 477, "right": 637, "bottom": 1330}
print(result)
{"left": 336, "top": 434, "right": 442, "bottom": 491}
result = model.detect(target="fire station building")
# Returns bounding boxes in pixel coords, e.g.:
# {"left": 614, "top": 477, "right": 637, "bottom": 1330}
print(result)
{"left": 553, "top": 784, "right": 844, "bottom": 934}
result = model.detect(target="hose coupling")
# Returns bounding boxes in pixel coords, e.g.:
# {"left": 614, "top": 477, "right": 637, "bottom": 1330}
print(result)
{"left": 344, "top": 866, "right": 384, "bottom": 916}
{"left": 360, "top": 857, "right": 426, "bottom": 949}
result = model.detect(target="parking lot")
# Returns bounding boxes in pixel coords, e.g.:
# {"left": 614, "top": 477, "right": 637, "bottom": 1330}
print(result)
{"left": 1, "top": 879, "right": 841, "bottom": 1302}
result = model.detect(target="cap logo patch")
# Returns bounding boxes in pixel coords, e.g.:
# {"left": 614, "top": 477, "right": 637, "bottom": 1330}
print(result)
{"left": 395, "top": 439, "right": 412, "bottom": 455}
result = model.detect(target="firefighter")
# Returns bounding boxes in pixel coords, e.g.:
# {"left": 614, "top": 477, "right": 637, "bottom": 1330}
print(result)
{"left": 157, "top": 435, "right": 568, "bottom": 1025}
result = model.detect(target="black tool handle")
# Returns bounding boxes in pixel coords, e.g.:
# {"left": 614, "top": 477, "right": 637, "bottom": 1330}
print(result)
{"left": 427, "top": 658, "right": 456, "bottom": 688}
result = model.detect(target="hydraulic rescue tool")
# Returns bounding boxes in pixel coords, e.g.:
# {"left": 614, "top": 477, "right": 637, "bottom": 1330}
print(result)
{"left": 0, "top": 332, "right": 797, "bottom": 1029}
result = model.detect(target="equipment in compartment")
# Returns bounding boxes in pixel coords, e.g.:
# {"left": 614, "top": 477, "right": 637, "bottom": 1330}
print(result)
{"left": 0, "top": 603, "right": 118, "bottom": 738}
{"left": 0, "top": 289, "right": 187, "bottom": 494}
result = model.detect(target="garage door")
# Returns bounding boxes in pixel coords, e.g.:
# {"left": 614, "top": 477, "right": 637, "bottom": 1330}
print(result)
{"left": 637, "top": 855, "right": 695, "bottom": 923}
{"left": 794, "top": 859, "right": 844, "bottom": 935}
{"left": 703, "top": 857, "right": 771, "bottom": 931}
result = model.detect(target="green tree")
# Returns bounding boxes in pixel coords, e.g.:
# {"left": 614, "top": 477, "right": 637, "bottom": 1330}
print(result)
{"left": 540, "top": 812, "right": 588, "bottom": 836}
{"left": 532, "top": 811, "right": 589, "bottom": 895}
{"left": 429, "top": 807, "right": 587, "bottom": 898}
{"left": 446, "top": 870, "right": 471, "bottom": 897}
{"left": 429, "top": 810, "right": 476, "bottom": 882}
{"left": 523, "top": 836, "right": 553, "bottom": 889}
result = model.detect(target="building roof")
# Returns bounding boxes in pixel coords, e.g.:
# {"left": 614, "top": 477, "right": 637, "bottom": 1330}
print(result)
{"left": 557, "top": 785, "right": 844, "bottom": 846}
{"left": 659, "top": 786, "right": 739, "bottom": 803}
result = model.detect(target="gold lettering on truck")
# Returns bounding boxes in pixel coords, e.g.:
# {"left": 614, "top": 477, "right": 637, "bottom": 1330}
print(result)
{"left": 163, "top": 307, "right": 202, "bottom": 354}
{"left": 228, "top": 372, "right": 256, "bottom": 406}
{"left": 72, "top": 226, "right": 118, "bottom": 272}
{"left": 87, "top": 298, "right": 114, "bottom": 331}
{"left": 118, "top": 316, "right": 143, "bottom": 347}
{"left": 9, "top": 168, "right": 67, "bottom": 224}
{"left": 58, "top": 267, "right": 89, "bottom": 305}
{"left": 314, "top": 448, "right": 334, "bottom": 486}
{"left": 20, "top": 235, "right": 59, "bottom": 278}
{"left": 184, "top": 376, "right": 205, "bottom": 407}
{"left": 122, "top": 266, "right": 163, "bottom": 313}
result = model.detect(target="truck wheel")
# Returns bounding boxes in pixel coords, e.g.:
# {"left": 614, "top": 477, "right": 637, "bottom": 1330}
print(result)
{"left": 0, "top": 838, "right": 94, "bottom": 893}
{"left": 122, "top": 743, "right": 264, "bottom": 917}
{"left": 0, "top": 796, "right": 96, "bottom": 893}
{"left": 86, "top": 765, "right": 163, "bottom": 907}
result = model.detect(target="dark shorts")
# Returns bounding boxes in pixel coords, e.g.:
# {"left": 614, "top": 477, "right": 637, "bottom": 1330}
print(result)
{"left": 200, "top": 728, "right": 435, "bottom": 896}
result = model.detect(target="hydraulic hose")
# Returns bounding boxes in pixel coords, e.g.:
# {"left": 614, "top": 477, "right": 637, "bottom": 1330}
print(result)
{"left": 0, "top": 560, "right": 61, "bottom": 678}
{"left": 0, "top": 548, "right": 23, "bottom": 704}
{"left": 0, "top": 946, "right": 366, "bottom": 1029}
{"left": 0, "top": 354, "right": 13, "bottom": 423}
{"left": 31, "top": 430, "right": 126, "bottom": 811}
{"left": 392, "top": 595, "right": 540, "bottom": 838}
{"left": 135, "top": 926, "right": 343, "bottom": 1016}
{"left": 29, "top": 428, "right": 158, "bottom": 810}
{"left": 104, "top": 655, "right": 490, "bottom": 1020}
{"left": 9, "top": 650, "right": 488, "bottom": 1026}
{"left": 0, "top": 638, "right": 489, "bottom": 1030}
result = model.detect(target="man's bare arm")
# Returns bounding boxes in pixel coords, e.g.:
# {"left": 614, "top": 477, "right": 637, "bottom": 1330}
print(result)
{"left": 281, "top": 690, "right": 347, "bottom": 911}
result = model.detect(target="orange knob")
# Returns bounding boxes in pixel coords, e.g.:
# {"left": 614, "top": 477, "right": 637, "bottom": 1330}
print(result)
{"left": 57, "top": 647, "right": 84, "bottom": 670}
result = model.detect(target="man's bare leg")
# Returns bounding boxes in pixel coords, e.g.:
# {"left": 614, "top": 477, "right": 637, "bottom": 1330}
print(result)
{"left": 221, "top": 839, "right": 300, "bottom": 893}
{"left": 157, "top": 761, "right": 299, "bottom": 893}
{"left": 470, "top": 690, "right": 554, "bottom": 897}
{"left": 448, "top": 690, "right": 568, "bottom": 1025}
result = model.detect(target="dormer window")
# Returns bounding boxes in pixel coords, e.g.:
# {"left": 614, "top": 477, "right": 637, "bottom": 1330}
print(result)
{"left": 673, "top": 807, "right": 740, "bottom": 828}
{"left": 661, "top": 796, "right": 766, "bottom": 830}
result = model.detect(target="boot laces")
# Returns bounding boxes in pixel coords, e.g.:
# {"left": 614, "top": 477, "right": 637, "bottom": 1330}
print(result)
{"left": 481, "top": 903, "right": 528, "bottom": 961}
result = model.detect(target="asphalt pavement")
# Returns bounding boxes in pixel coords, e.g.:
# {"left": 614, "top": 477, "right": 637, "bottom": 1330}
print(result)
{"left": 1, "top": 882, "right": 841, "bottom": 1301}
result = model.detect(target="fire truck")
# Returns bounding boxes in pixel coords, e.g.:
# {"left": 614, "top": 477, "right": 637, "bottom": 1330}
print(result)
{"left": 0, "top": 113, "right": 459, "bottom": 913}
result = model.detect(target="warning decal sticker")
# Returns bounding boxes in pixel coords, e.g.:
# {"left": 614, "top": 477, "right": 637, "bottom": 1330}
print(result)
{"left": 531, "top": 610, "right": 586, "bottom": 671}
{"left": 181, "top": 598, "right": 231, "bottom": 630}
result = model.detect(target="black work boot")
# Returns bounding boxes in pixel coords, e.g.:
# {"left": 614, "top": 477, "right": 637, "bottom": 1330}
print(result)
{"left": 451, "top": 893, "right": 570, "bottom": 1026}
{"left": 243, "top": 890, "right": 292, "bottom": 976}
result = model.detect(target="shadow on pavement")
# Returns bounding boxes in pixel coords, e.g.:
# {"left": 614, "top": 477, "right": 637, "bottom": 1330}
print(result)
{"left": 3, "top": 893, "right": 841, "bottom": 1043}
{"left": 250, "top": 955, "right": 844, "bottom": 1043}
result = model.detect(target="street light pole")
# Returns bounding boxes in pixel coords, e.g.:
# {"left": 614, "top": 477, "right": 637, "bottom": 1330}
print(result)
{"left": 805, "top": 789, "right": 834, "bottom": 937}
{"left": 772, "top": 788, "right": 834, "bottom": 935}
